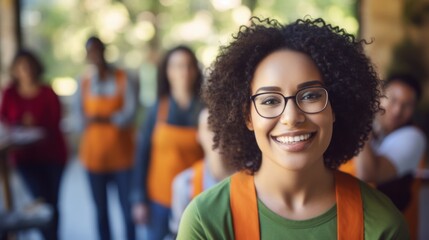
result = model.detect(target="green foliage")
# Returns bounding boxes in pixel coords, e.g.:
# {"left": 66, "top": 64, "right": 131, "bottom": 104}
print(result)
{"left": 21, "top": 0, "right": 358, "bottom": 85}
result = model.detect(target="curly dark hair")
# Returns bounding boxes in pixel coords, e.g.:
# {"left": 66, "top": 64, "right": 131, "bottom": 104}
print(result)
{"left": 157, "top": 45, "right": 203, "bottom": 99}
{"left": 203, "top": 17, "right": 381, "bottom": 173}
{"left": 10, "top": 49, "right": 45, "bottom": 84}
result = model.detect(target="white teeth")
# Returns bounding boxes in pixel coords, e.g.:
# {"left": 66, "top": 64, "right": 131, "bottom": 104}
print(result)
{"left": 276, "top": 133, "right": 311, "bottom": 144}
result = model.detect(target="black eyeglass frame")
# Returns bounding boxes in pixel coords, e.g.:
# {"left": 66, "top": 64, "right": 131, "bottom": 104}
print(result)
{"left": 249, "top": 87, "right": 329, "bottom": 119}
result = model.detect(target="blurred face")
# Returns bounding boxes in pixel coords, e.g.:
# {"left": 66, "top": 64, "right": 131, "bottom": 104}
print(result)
{"left": 167, "top": 50, "right": 197, "bottom": 94}
{"left": 377, "top": 81, "right": 416, "bottom": 134}
{"left": 247, "top": 50, "right": 335, "bottom": 172}
{"left": 86, "top": 40, "right": 105, "bottom": 66}
{"left": 198, "top": 108, "right": 227, "bottom": 177}
{"left": 13, "top": 57, "right": 35, "bottom": 85}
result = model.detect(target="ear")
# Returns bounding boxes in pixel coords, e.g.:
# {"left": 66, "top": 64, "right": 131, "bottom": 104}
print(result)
{"left": 246, "top": 116, "right": 254, "bottom": 131}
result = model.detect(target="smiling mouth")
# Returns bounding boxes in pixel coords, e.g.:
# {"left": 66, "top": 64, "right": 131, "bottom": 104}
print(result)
{"left": 273, "top": 132, "right": 315, "bottom": 144}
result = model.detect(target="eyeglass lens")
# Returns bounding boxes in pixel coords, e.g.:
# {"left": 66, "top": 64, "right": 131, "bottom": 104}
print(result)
{"left": 252, "top": 87, "right": 328, "bottom": 118}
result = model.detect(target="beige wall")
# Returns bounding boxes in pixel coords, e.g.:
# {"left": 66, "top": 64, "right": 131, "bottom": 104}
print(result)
{"left": 0, "top": 0, "right": 19, "bottom": 88}
{"left": 360, "top": 0, "right": 405, "bottom": 79}
{"left": 361, "top": 0, "right": 429, "bottom": 107}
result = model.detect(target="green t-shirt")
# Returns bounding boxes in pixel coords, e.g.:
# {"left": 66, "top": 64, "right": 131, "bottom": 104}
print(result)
{"left": 177, "top": 177, "right": 409, "bottom": 240}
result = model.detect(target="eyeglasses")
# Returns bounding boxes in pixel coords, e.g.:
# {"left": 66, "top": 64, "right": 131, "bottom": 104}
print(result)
{"left": 250, "top": 87, "right": 329, "bottom": 119}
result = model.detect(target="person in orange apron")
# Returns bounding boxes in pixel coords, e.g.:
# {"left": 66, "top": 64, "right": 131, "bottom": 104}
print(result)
{"left": 166, "top": 108, "right": 234, "bottom": 239}
{"left": 130, "top": 46, "right": 204, "bottom": 240}
{"left": 176, "top": 17, "right": 410, "bottom": 239}
{"left": 75, "top": 37, "right": 137, "bottom": 240}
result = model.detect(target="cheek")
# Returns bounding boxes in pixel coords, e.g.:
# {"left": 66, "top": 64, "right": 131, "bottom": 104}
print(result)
{"left": 315, "top": 110, "right": 335, "bottom": 145}
{"left": 402, "top": 108, "right": 414, "bottom": 120}
{"left": 167, "top": 67, "right": 176, "bottom": 81}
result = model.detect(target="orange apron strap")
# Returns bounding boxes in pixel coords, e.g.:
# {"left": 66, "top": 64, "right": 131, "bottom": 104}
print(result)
{"left": 230, "top": 172, "right": 260, "bottom": 240}
{"left": 335, "top": 171, "right": 364, "bottom": 240}
{"left": 191, "top": 161, "right": 204, "bottom": 199}
{"left": 230, "top": 171, "right": 364, "bottom": 240}
{"left": 157, "top": 98, "right": 169, "bottom": 122}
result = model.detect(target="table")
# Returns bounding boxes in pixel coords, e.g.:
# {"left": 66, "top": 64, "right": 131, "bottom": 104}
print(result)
{"left": 0, "top": 126, "right": 44, "bottom": 211}
{"left": 0, "top": 126, "right": 46, "bottom": 239}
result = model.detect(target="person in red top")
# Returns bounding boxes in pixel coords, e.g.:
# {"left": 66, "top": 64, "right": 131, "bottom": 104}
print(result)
{"left": 0, "top": 49, "right": 67, "bottom": 240}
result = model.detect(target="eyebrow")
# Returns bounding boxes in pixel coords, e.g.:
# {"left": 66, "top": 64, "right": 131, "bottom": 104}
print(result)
{"left": 297, "top": 80, "right": 323, "bottom": 88}
{"left": 254, "top": 80, "right": 323, "bottom": 94}
{"left": 255, "top": 86, "right": 282, "bottom": 94}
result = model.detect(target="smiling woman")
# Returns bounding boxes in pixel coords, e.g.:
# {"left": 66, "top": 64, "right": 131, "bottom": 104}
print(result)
{"left": 176, "top": 17, "right": 410, "bottom": 240}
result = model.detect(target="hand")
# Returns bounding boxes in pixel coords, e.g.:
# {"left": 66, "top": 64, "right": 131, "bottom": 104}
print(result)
{"left": 22, "top": 112, "right": 34, "bottom": 126}
{"left": 132, "top": 203, "right": 149, "bottom": 225}
{"left": 88, "top": 116, "right": 110, "bottom": 124}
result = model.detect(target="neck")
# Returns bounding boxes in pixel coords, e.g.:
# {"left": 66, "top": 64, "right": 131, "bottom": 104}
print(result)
{"left": 171, "top": 89, "right": 192, "bottom": 109}
{"left": 18, "top": 80, "right": 40, "bottom": 97}
{"left": 254, "top": 157, "right": 335, "bottom": 220}
{"left": 96, "top": 63, "right": 109, "bottom": 80}
{"left": 206, "top": 153, "right": 232, "bottom": 181}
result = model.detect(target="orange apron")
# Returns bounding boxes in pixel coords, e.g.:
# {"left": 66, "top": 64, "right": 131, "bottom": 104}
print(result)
{"left": 230, "top": 171, "right": 364, "bottom": 240}
{"left": 147, "top": 98, "right": 204, "bottom": 207}
{"left": 79, "top": 70, "right": 135, "bottom": 173}
{"left": 191, "top": 161, "right": 204, "bottom": 199}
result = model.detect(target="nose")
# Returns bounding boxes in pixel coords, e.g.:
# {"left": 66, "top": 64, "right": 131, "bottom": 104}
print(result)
{"left": 279, "top": 99, "right": 305, "bottom": 126}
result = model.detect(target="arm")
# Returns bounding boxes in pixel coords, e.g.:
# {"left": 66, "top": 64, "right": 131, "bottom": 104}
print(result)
{"left": 45, "top": 88, "right": 62, "bottom": 129}
{"left": 355, "top": 133, "right": 397, "bottom": 184}
{"left": 0, "top": 88, "right": 10, "bottom": 123}
{"left": 130, "top": 103, "right": 157, "bottom": 223}
{"left": 111, "top": 72, "right": 138, "bottom": 128}
{"left": 71, "top": 78, "right": 87, "bottom": 133}
{"left": 356, "top": 128, "right": 426, "bottom": 184}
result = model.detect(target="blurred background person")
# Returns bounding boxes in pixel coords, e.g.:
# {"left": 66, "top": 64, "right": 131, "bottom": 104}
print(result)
{"left": 0, "top": 49, "right": 68, "bottom": 240}
{"left": 73, "top": 36, "right": 137, "bottom": 240}
{"left": 167, "top": 108, "right": 234, "bottom": 239}
{"left": 355, "top": 74, "right": 427, "bottom": 211}
{"left": 131, "top": 45, "right": 204, "bottom": 240}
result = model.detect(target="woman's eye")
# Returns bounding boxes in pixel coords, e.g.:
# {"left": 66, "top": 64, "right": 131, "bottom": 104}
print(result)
{"left": 260, "top": 97, "right": 281, "bottom": 105}
{"left": 300, "top": 92, "right": 322, "bottom": 101}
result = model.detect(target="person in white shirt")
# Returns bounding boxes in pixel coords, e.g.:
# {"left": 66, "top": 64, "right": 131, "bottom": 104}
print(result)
{"left": 356, "top": 74, "right": 426, "bottom": 211}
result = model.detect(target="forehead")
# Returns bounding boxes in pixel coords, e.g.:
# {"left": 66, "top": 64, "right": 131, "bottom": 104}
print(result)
{"left": 251, "top": 49, "right": 322, "bottom": 91}
{"left": 169, "top": 50, "right": 192, "bottom": 62}
{"left": 385, "top": 81, "right": 417, "bottom": 101}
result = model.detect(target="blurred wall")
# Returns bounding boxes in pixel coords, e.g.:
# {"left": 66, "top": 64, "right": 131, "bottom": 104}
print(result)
{"left": 360, "top": 0, "right": 429, "bottom": 138}
{"left": 360, "top": 0, "right": 405, "bottom": 80}
{"left": 0, "top": 0, "right": 20, "bottom": 88}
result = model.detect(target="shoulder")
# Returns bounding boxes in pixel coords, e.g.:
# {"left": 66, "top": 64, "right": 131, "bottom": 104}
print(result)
{"left": 379, "top": 125, "right": 426, "bottom": 159}
{"left": 40, "top": 85, "right": 55, "bottom": 94}
{"left": 386, "top": 126, "right": 426, "bottom": 142}
{"left": 177, "top": 178, "right": 233, "bottom": 239}
{"left": 193, "top": 177, "right": 230, "bottom": 208}
{"left": 359, "top": 181, "right": 410, "bottom": 239}
{"left": 173, "top": 168, "right": 193, "bottom": 193}
{"left": 39, "top": 85, "right": 60, "bottom": 100}
{"left": 2, "top": 85, "right": 16, "bottom": 95}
